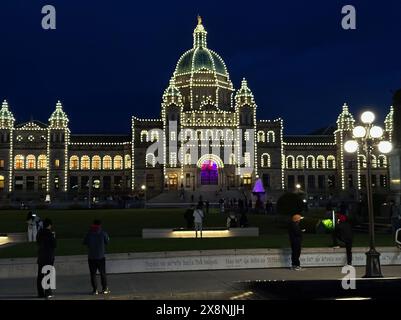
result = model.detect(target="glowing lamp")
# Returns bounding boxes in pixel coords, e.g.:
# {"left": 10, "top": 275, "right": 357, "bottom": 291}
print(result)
{"left": 353, "top": 126, "right": 366, "bottom": 138}
{"left": 369, "top": 126, "right": 384, "bottom": 139}
{"left": 361, "top": 111, "right": 375, "bottom": 124}
{"left": 344, "top": 140, "right": 358, "bottom": 153}
{"left": 378, "top": 141, "right": 392, "bottom": 154}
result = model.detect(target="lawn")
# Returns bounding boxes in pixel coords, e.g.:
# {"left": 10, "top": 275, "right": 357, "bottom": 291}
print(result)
{"left": 0, "top": 208, "right": 395, "bottom": 258}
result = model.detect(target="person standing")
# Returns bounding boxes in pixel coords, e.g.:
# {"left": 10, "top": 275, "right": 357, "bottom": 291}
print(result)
{"left": 193, "top": 205, "right": 204, "bottom": 239}
{"left": 333, "top": 214, "right": 353, "bottom": 266}
{"left": 36, "top": 218, "right": 56, "bottom": 299}
{"left": 26, "top": 211, "right": 38, "bottom": 242}
{"left": 288, "top": 214, "right": 304, "bottom": 271}
{"left": 83, "top": 220, "right": 110, "bottom": 295}
{"left": 184, "top": 205, "right": 195, "bottom": 229}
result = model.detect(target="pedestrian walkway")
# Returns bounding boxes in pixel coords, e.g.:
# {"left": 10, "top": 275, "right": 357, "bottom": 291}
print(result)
{"left": 1, "top": 266, "right": 401, "bottom": 300}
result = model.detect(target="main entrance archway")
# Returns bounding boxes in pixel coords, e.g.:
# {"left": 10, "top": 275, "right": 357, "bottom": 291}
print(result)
{"left": 200, "top": 160, "right": 218, "bottom": 185}
{"left": 196, "top": 154, "right": 224, "bottom": 186}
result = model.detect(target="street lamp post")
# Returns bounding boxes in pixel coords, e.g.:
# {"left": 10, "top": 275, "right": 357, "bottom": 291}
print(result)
{"left": 344, "top": 110, "right": 393, "bottom": 278}
{"left": 141, "top": 185, "right": 147, "bottom": 208}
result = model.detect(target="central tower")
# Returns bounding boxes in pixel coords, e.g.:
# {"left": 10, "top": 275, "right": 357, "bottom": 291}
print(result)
{"left": 172, "top": 16, "right": 234, "bottom": 111}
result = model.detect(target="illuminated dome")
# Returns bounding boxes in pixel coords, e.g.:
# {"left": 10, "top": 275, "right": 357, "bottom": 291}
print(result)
{"left": 171, "top": 16, "right": 234, "bottom": 111}
{"left": 175, "top": 48, "right": 228, "bottom": 76}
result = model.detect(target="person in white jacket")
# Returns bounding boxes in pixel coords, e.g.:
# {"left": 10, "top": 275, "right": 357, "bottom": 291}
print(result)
{"left": 26, "top": 212, "right": 38, "bottom": 242}
{"left": 193, "top": 204, "right": 204, "bottom": 239}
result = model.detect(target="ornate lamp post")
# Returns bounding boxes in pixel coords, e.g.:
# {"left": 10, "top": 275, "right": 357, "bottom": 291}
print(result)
{"left": 141, "top": 185, "right": 147, "bottom": 208}
{"left": 344, "top": 111, "right": 393, "bottom": 278}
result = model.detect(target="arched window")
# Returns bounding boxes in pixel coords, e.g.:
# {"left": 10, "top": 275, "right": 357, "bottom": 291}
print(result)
{"left": 327, "top": 155, "right": 336, "bottom": 169}
{"left": 103, "top": 156, "right": 112, "bottom": 170}
{"left": 316, "top": 155, "right": 325, "bottom": 169}
{"left": 216, "top": 130, "right": 224, "bottom": 141}
{"left": 267, "top": 131, "right": 275, "bottom": 143}
{"left": 38, "top": 155, "right": 47, "bottom": 169}
{"left": 125, "top": 155, "right": 131, "bottom": 169}
{"left": 307, "top": 156, "right": 315, "bottom": 169}
{"left": 146, "top": 153, "right": 156, "bottom": 168}
{"left": 114, "top": 155, "right": 123, "bottom": 170}
{"left": 226, "top": 129, "right": 233, "bottom": 141}
{"left": 286, "top": 156, "right": 295, "bottom": 169}
{"left": 359, "top": 155, "right": 367, "bottom": 168}
{"left": 205, "top": 130, "right": 213, "bottom": 140}
{"left": 140, "top": 130, "right": 148, "bottom": 142}
{"left": 371, "top": 155, "right": 377, "bottom": 168}
{"left": 69, "top": 156, "right": 79, "bottom": 170}
{"left": 26, "top": 155, "right": 36, "bottom": 169}
{"left": 0, "top": 175, "right": 4, "bottom": 190}
{"left": 378, "top": 155, "right": 387, "bottom": 168}
{"left": 257, "top": 131, "right": 265, "bottom": 143}
{"left": 150, "top": 130, "right": 159, "bottom": 142}
{"left": 296, "top": 156, "right": 305, "bottom": 169}
{"left": 92, "top": 156, "right": 101, "bottom": 170}
{"left": 229, "top": 153, "right": 236, "bottom": 165}
{"left": 261, "top": 153, "right": 271, "bottom": 168}
{"left": 15, "top": 155, "right": 24, "bottom": 169}
{"left": 195, "top": 130, "right": 203, "bottom": 141}
{"left": 184, "top": 153, "right": 191, "bottom": 165}
{"left": 81, "top": 156, "right": 90, "bottom": 170}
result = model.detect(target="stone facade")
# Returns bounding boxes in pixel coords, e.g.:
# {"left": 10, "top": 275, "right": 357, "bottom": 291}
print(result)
{"left": 0, "top": 18, "right": 393, "bottom": 202}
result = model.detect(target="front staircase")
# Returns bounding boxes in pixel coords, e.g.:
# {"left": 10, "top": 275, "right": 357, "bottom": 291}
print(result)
{"left": 147, "top": 186, "right": 251, "bottom": 206}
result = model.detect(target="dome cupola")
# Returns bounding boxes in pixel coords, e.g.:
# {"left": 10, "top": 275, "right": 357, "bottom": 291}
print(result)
{"left": 0, "top": 100, "right": 15, "bottom": 129}
{"left": 49, "top": 100, "right": 69, "bottom": 128}
{"left": 235, "top": 78, "right": 256, "bottom": 107}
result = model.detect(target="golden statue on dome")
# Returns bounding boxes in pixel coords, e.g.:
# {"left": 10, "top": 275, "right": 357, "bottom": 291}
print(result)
{"left": 197, "top": 15, "right": 202, "bottom": 25}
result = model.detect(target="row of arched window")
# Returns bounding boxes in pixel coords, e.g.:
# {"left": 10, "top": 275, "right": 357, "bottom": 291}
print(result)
{"left": 141, "top": 129, "right": 254, "bottom": 142}
{"left": 286, "top": 155, "right": 336, "bottom": 169}
{"left": 14, "top": 155, "right": 47, "bottom": 170}
{"left": 358, "top": 155, "right": 387, "bottom": 168}
{"left": 257, "top": 131, "right": 276, "bottom": 143}
{"left": 140, "top": 130, "right": 160, "bottom": 142}
{"left": 69, "top": 155, "right": 131, "bottom": 170}
{"left": 145, "top": 153, "right": 273, "bottom": 168}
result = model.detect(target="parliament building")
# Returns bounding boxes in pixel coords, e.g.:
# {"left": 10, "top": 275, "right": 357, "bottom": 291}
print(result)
{"left": 0, "top": 18, "right": 394, "bottom": 202}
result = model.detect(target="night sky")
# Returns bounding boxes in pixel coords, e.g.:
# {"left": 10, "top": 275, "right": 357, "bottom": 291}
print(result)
{"left": 0, "top": 0, "right": 400, "bottom": 134}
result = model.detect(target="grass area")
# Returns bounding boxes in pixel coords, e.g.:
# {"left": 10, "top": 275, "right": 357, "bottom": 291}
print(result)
{"left": 0, "top": 208, "right": 288, "bottom": 237}
{"left": 0, "top": 208, "right": 395, "bottom": 259}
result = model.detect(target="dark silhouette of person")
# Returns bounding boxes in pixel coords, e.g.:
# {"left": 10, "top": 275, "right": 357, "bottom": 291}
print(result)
{"left": 333, "top": 214, "right": 353, "bottom": 265}
{"left": 184, "top": 205, "right": 195, "bottom": 229}
{"left": 288, "top": 214, "right": 304, "bottom": 270}
{"left": 83, "top": 220, "right": 110, "bottom": 295}
{"left": 36, "top": 218, "right": 56, "bottom": 298}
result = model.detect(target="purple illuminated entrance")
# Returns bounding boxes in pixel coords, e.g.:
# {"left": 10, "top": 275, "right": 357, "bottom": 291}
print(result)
{"left": 200, "top": 160, "right": 218, "bottom": 185}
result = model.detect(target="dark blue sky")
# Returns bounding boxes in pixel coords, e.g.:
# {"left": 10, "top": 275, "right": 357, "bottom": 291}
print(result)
{"left": 0, "top": 0, "right": 400, "bottom": 134}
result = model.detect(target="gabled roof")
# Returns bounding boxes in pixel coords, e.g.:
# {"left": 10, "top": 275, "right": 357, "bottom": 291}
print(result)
{"left": 15, "top": 120, "right": 48, "bottom": 129}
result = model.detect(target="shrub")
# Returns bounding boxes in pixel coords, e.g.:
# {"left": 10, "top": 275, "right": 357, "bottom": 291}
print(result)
{"left": 276, "top": 192, "right": 304, "bottom": 216}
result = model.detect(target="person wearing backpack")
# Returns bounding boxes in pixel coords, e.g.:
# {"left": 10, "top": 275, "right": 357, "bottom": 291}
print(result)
{"left": 193, "top": 205, "right": 204, "bottom": 239}
{"left": 83, "top": 220, "right": 110, "bottom": 295}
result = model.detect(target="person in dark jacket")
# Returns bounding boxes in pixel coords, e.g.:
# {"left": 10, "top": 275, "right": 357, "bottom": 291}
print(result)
{"left": 36, "top": 218, "right": 56, "bottom": 299}
{"left": 333, "top": 214, "right": 353, "bottom": 265}
{"left": 83, "top": 220, "right": 110, "bottom": 295}
{"left": 184, "top": 205, "right": 195, "bottom": 229}
{"left": 288, "top": 214, "right": 304, "bottom": 270}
